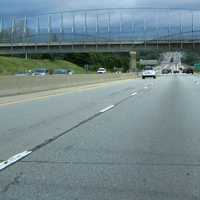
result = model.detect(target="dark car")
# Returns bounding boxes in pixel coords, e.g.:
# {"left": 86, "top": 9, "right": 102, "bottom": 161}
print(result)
{"left": 53, "top": 69, "right": 74, "bottom": 75}
{"left": 54, "top": 69, "right": 68, "bottom": 75}
{"left": 173, "top": 70, "right": 180, "bottom": 74}
{"left": 168, "top": 69, "right": 172, "bottom": 73}
{"left": 162, "top": 69, "right": 170, "bottom": 74}
{"left": 183, "top": 68, "right": 194, "bottom": 74}
{"left": 179, "top": 67, "right": 183, "bottom": 71}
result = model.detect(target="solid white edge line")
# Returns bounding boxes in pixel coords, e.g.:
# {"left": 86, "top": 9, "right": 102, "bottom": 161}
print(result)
{"left": 0, "top": 150, "right": 32, "bottom": 171}
{"left": 100, "top": 105, "right": 115, "bottom": 113}
{"left": 131, "top": 92, "right": 137, "bottom": 96}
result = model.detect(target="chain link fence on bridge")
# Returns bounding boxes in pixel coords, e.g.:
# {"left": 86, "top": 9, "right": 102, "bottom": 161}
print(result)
{"left": 0, "top": 8, "right": 200, "bottom": 44}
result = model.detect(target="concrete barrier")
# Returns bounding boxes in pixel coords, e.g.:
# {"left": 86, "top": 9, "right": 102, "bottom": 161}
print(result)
{"left": 0, "top": 73, "right": 136, "bottom": 97}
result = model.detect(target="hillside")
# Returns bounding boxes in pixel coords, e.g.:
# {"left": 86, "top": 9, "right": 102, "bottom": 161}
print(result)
{"left": 0, "top": 56, "right": 85, "bottom": 75}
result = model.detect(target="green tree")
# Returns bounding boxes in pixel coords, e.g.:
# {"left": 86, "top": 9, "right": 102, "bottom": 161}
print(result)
{"left": 182, "top": 51, "right": 200, "bottom": 66}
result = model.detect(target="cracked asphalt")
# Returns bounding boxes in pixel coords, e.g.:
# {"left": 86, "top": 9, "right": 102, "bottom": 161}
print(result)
{"left": 1, "top": 75, "right": 200, "bottom": 200}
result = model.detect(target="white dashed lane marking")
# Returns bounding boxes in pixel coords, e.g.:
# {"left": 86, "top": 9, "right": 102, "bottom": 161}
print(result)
{"left": 131, "top": 92, "right": 137, "bottom": 96}
{"left": 0, "top": 151, "right": 32, "bottom": 171}
{"left": 99, "top": 105, "right": 115, "bottom": 113}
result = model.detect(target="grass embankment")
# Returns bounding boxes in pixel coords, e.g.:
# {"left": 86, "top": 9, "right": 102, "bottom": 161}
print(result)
{"left": 0, "top": 56, "right": 85, "bottom": 75}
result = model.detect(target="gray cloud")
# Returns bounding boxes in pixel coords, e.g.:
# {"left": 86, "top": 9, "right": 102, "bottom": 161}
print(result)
{"left": 1, "top": 0, "right": 136, "bottom": 15}
{"left": 1, "top": 0, "right": 200, "bottom": 16}
{"left": 137, "top": 0, "right": 200, "bottom": 8}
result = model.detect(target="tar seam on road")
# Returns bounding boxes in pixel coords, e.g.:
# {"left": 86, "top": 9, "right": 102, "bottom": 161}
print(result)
{"left": 30, "top": 88, "right": 145, "bottom": 153}
{"left": 0, "top": 86, "right": 150, "bottom": 172}
{"left": 19, "top": 160, "right": 200, "bottom": 167}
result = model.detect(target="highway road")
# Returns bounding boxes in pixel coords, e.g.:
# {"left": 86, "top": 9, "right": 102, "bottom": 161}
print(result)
{"left": 1, "top": 75, "right": 200, "bottom": 200}
{"left": 158, "top": 52, "right": 183, "bottom": 74}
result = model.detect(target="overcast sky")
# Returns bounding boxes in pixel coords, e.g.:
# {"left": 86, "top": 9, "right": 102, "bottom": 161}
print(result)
{"left": 1, "top": 0, "right": 200, "bottom": 16}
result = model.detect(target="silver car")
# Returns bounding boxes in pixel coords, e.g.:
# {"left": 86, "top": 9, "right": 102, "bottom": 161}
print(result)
{"left": 32, "top": 68, "right": 48, "bottom": 76}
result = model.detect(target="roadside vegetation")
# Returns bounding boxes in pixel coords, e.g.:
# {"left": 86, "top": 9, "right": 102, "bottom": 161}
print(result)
{"left": 0, "top": 56, "right": 85, "bottom": 75}
{"left": 182, "top": 51, "right": 200, "bottom": 66}
{"left": 64, "top": 50, "right": 161, "bottom": 72}
{"left": 181, "top": 51, "right": 200, "bottom": 72}
{"left": 0, "top": 49, "right": 162, "bottom": 75}
{"left": 64, "top": 53, "right": 130, "bottom": 72}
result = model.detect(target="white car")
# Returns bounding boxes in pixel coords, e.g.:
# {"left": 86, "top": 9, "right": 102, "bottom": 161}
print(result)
{"left": 142, "top": 66, "right": 156, "bottom": 79}
{"left": 97, "top": 68, "right": 107, "bottom": 74}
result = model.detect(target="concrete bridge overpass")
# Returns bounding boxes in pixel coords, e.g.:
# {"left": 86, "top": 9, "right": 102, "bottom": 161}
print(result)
{"left": 1, "top": 40, "right": 197, "bottom": 72}
{"left": 0, "top": 8, "right": 200, "bottom": 70}
{"left": 0, "top": 40, "right": 199, "bottom": 55}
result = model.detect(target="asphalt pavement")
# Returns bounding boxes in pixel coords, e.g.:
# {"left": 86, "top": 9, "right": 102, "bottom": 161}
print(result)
{"left": 1, "top": 75, "right": 200, "bottom": 200}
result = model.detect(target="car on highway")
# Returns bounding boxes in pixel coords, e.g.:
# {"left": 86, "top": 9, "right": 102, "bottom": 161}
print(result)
{"left": 97, "top": 68, "right": 107, "bottom": 74}
{"left": 173, "top": 70, "right": 180, "bottom": 74}
{"left": 183, "top": 68, "right": 194, "bottom": 74}
{"left": 168, "top": 69, "right": 172, "bottom": 73}
{"left": 53, "top": 69, "right": 68, "bottom": 75}
{"left": 68, "top": 70, "right": 74, "bottom": 75}
{"left": 53, "top": 69, "right": 73, "bottom": 75}
{"left": 162, "top": 69, "right": 170, "bottom": 74}
{"left": 142, "top": 66, "right": 156, "bottom": 79}
{"left": 32, "top": 68, "right": 48, "bottom": 76}
{"left": 15, "top": 72, "right": 30, "bottom": 77}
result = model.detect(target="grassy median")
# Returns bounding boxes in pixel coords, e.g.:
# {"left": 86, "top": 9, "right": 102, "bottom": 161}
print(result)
{"left": 0, "top": 56, "right": 85, "bottom": 75}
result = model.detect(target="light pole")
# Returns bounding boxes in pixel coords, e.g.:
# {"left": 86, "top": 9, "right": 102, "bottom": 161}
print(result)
{"left": 11, "top": 16, "right": 15, "bottom": 43}
{"left": 84, "top": 12, "right": 87, "bottom": 34}
{"left": 192, "top": 11, "right": 195, "bottom": 49}
{"left": 179, "top": 11, "right": 183, "bottom": 49}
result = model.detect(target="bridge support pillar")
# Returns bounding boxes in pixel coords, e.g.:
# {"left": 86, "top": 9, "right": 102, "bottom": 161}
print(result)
{"left": 129, "top": 51, "right": 137, "bottom": 72}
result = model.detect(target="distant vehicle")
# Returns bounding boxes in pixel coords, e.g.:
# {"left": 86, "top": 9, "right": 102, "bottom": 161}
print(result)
{"left": 115, "top": 71, "right": 122, "bottom": 74}
{"left": 183, "top": 68, "right": 194, "bottom": 74}
{"left": 54, "top": 69, "right": 68, "bottom": 75}
{"left": 32, "top": 68, "right": 48, "bottom": 76}
{"left": 162, "top": 69, "right": 170, "bottom": 74}
{"left": 142, "top": 66, "right": 156, "bottom": 79}
{"left": 15, "top": 72, "right": 29, "bottom": 77}
{"left": 53, "top": 69, "right": 74, "bottom": 75}
{"left": 168, "top": 69, "right": 172, "bottom": 73}
{"left": 68, "top": 70, "right": 74, "bottom": 75}
{"left": 97, "top": 68, "right": 107, "bottom": 74}
{"left": 173, "top": 70, "right": 180, "bottom": 74}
